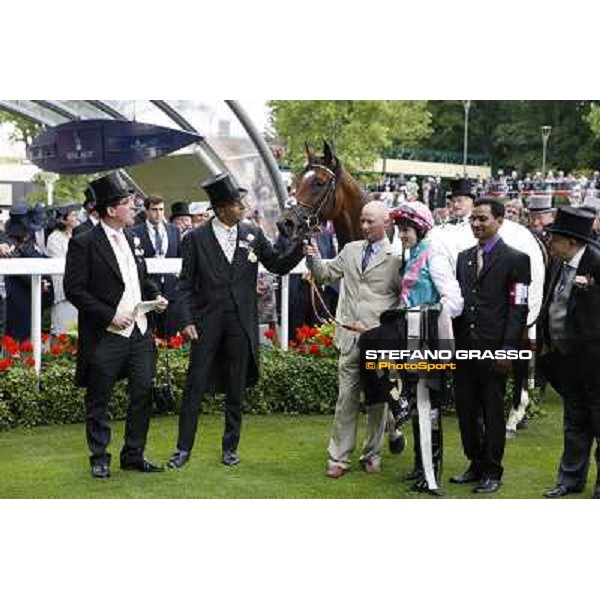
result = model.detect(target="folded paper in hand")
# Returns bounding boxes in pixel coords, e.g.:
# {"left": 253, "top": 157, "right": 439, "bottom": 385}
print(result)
{"left": 133, "top": 299, "right": 162, "bottom": 319}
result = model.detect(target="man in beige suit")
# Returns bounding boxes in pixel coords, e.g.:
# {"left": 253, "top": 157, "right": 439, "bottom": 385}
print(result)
{"left": 305, "top": 201, "right": 402, "bottom": 478}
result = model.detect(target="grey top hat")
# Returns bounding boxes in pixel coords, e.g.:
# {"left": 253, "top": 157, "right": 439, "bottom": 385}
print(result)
{"left": 527, "top": 195, "right": 553, "bottom": 212}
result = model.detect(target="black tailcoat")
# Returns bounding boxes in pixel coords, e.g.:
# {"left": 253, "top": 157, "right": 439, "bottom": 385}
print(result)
{"left": 64, "top": 225, "right": 160, "bottom": 387}
{"left": 178, "top": 219, "right": 303, "bottom": 391}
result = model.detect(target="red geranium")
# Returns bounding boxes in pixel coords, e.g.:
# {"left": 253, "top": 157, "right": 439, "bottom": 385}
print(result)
{"left": 50, "top": 345, "right": 63, "bottom": 356}
{"left": 20, "top": 341, "right": 33, "bottom": 353}
{"left": 57, "top": 333, "right": 70, "bottom": 344}
{"left": 41, "top": 333, "right": 50, "bottom": 343}
{"left": 264, "top": 328, "right": 276, "bottom": 340}
{"left": 23, "top": 357, "right": 35, "bottom": 367}
{"left": 309, "top": 344, "right": 320, "bottom": 355}
{"left": 0, "top": 358, "right": 13, "bottom": 371}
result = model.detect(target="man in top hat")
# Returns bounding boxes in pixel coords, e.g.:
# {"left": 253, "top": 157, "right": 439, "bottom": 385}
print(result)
{"left": 167, "top": 172, "right": 304, "bottom": 469}
{"left": 527, "top": 195, "right": 555, "bottom": 236}
{"left": 538, "top": 207, "right": 600, "bottom": 499}
{"left": 169, "top": 201, "right": 193, "bottom": 236}
{"left": 449, "top": 178, "right": 476, "bottom": 227}
{"left": 64, "top": 171, "right": 169, "bottom": 478}
{"left": 73, "top": 187, "right": 99, "bottom": 237}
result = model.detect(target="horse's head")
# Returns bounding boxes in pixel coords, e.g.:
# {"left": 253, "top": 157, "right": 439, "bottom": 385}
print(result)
{"left": 277, "top": 140, "right": 341, "bottom": 241}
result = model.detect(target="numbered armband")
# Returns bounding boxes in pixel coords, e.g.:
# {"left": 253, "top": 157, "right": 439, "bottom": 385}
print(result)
{"left": 509, "top": 282, "right": 529, "bottom": 306}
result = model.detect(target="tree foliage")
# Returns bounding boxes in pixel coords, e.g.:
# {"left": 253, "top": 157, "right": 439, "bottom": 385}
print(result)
{"left": 426, "top": 101, "right": 600, "bottom": 174}
{"left": 268, "top": 100, "right": 432, "bottom": 172}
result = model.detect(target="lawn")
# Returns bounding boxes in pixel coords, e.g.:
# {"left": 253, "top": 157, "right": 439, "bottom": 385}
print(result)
{"left": 0, "top": 390, "right": 585, "bottom": 499}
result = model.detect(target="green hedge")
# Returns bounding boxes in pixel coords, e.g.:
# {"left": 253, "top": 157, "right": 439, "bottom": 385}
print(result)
{"left": 0, "top": 349, "right": 339, "bottom": 430}
{"left": 0, "top": 348, "right": 540, "bottom": 431}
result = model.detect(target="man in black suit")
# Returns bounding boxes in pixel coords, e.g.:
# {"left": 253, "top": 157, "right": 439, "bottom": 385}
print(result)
{"left": 132, "top": 195, "right": 182, "bottom": 338}
{"left": 167, "top": 173, "right": 303, "bottom": 469}
{"left": 72, "top": 187, "right": 99, "bottom": 237}
{"left": 64, "top": 172, "right": 169, "bottom": 479}
{"left": 538, "top": 207, "right": 600, "bottom": 499}
{"left": 451, "top": 197, "right": 531, "bottom": 493}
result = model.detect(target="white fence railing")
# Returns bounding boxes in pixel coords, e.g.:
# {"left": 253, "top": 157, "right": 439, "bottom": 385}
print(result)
{"left": 0, "top": 258, "right": 307, "bottom": 376}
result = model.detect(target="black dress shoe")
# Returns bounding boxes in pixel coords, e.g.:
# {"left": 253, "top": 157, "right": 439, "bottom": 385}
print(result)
{"left": 121, "top": 458, "right": 165, "bottom": 473}
{"left": 167, "top": 450, "right": 190, "bottom": 469}
{"left": 222, "top": 450, "right": 240, "bottom": 467}
{"left": 449, "top": 469, "right": 481, "bottom": 484}
{"left": 543, "top": 484, "right": 571, "bottom": 499}
{"left": 473, "top": 478, "right": 502, "bottom": 494}
{"left": 91, "top": 464, "right": 110, "bottom": 479}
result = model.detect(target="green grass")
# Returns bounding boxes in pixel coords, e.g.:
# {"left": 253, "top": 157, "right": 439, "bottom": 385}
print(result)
{"left": 0, "top": 389, "right": 588, "bottom": 499}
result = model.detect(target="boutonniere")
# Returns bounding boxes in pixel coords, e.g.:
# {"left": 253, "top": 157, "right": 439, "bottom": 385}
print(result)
{"left": 246, "top": 233, "right": 257, "bottom": 263}
{"left": 132, "top": 236, "right": 144, "bottom": 256}
{"left": 574, "top": 274, "right": 594, "bottom": 290}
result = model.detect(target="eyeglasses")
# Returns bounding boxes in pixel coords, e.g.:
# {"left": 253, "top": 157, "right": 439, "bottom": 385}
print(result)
{"left": 116, "top": 197, "right": 135, "bottom": 207}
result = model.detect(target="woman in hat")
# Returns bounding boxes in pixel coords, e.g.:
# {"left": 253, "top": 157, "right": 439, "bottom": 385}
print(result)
{"left": 3, "top": 203, "right": 52, "bottom": 341}
{"left": 46, "top": 204, "right": 81, "bottom": 335}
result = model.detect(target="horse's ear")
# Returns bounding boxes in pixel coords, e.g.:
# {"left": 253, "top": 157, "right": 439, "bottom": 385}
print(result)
{"left": 323, "top": 140, "right": 335, "bottom": 166}
{"left": 305, "top": 142, "right": 315, "bottom": 165}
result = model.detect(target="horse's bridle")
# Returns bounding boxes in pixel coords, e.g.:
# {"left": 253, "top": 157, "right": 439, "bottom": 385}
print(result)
{"left": 288, "top": 163, "right": 338, "bottom": 236}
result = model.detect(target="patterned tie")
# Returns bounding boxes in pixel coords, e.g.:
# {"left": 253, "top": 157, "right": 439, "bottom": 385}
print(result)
{"left": 362, "top": 243, "right": 374, "bottom": 272}
{"left": 153, "top": 224, "right": 163, "bottom": 256}
{"left": 557, "top": 263, "right": 575, "bottom": 293}
{"left": 476, "top": 246, "right": 484, "bottom": 276}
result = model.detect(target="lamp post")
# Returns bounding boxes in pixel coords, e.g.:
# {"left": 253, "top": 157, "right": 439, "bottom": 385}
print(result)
{"left": 463, "top": 100, "right": 472, "bottom": 177}
{"left": 541, "top": 125, "right": 552, "bottom": 177}
{"left": 39, "top": 171, "right": 59, "bottom": 206}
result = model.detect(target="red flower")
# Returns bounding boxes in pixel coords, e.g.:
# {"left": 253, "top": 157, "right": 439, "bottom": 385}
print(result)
{"left": 1, "top": 335, "right": 16, "bottom": 348}
{"left": 264, "top": 328, "right": 276, "bottom": 340}
{"left": 309, "top": 344, "right": 320, "bottom": 355}
{"left": 289, "top": 341, "right": 298, "bottom": 349}
{"left": 20, "top": 341, "right": 33, "bottom": 353}
{"left": 0, "top": 358, "right": 13, "bottom": 371}
{"left": 50, "top": 345, "right": 63, "bottom": 356}
{"left": 23, "top": 357, "right": 35, "bottom": 366}
{"left": 168, "top": 334, "right": 184, "bottom": 349}
{"left": 321, "top": 336, "right": 333, "bottom": 347}
{"left": 57, "top": 333, "right": 70, "bottom": 343}
{"left": 41, "top": 333, "right": 50, "bottom": 343}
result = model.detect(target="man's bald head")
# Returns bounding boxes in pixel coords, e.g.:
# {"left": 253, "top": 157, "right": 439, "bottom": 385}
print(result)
{"left": 361, "top": 200, "right": 390, "bottom": 243}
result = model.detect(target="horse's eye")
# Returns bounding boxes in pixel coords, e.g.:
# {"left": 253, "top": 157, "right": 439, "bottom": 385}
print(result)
{"left": 312, "top": 179, "right": 324, "bottom": 188}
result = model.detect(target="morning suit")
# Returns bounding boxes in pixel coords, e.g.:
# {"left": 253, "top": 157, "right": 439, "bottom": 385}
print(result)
{"left": 453, "top": 238, "right": 531, "bottom": 480}
{"left": 308, "top": 238, "right": 402, "bottom": 469}
{"left": 176, "top": 218, "right": 303, "bottom": 453}
{"left": 538, "top": 244, "right": 600, "bottom": 494}
{"left": 64, "top": 224, "right": 161, "bottom": 466}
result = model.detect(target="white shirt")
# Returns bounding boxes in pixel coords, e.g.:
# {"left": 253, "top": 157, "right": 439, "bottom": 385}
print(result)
{"left": 212, "top": 217, "right": 238, "bottom": 263}
{"left": 100, "top": 221, "right": 147, "bottom": 338}
{"left": 145, "top": 220, "right": 168, "bottom": 257}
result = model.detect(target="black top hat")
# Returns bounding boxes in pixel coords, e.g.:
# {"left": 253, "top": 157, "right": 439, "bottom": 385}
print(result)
{"left": 545, "top": 206, "right": 595, "bottom": 243}
{"left": 450, "top": 178, "right": 475, "bottom": 199}
{"left": 87, "top": 172, "right": 134, "bottom": 211}
{"left": 83, "top": 186, "right": 97, "bottom": 210}
{"left": 202, "top": 173, "right": 247, "bottom": 208}
{"left": 170, "top": 201, "right": 191, "bottom": 221}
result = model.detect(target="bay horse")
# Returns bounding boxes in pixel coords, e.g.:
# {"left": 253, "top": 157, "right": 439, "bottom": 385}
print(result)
{"left": 277, "top": 141, "right": 370, "bottom": 249}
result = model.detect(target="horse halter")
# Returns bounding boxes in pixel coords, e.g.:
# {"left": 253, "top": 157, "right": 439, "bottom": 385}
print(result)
{"left": 291, "top": 163, "right": 338, "bottom": 234}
